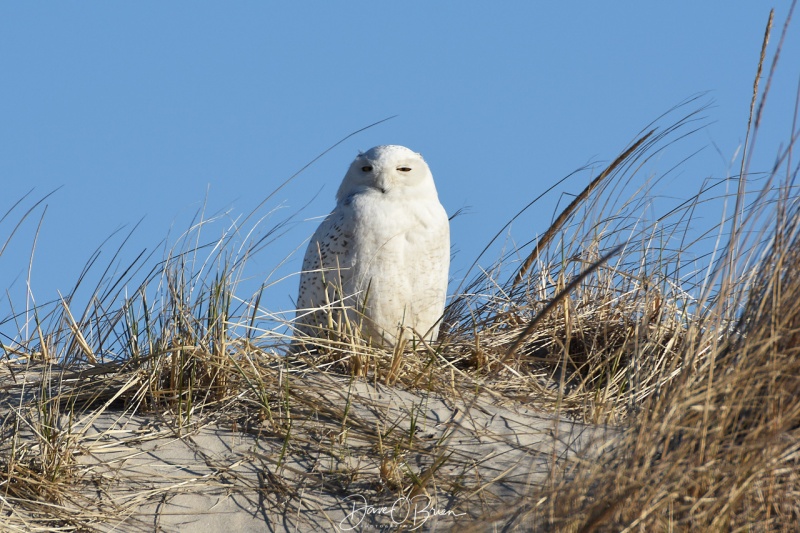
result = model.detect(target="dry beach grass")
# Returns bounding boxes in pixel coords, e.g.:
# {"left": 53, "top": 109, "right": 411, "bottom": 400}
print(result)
{"left": 2, "top": 8, "right": 800, "bottom": 531}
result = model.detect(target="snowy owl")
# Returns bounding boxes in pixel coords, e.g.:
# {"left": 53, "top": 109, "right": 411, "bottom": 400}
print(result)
{"left": 295, "top": 145, "right": 450, "bottom": 347}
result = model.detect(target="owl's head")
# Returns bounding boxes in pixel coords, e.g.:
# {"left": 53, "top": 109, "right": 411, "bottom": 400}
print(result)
{"left": 336, "top": 145, "right": 438, "bottom": 203}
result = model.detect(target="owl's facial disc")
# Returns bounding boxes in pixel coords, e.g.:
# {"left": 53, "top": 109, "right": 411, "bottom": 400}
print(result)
{"left": 336, "top": 145, "right": 436, "bottom": 203}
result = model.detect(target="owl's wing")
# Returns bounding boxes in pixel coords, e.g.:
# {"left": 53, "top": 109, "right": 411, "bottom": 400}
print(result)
{"left": 296, "top": 207, "right": 355, "bottom": 317}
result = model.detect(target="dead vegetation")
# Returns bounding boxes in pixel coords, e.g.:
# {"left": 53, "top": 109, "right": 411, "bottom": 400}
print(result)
{"left": 1, "top": 7, "right": 799, "bottom": 531}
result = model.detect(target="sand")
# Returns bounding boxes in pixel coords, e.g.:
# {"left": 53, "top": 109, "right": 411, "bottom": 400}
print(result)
{"left": 1, "top": 363, "right": 618, "bottom": 531}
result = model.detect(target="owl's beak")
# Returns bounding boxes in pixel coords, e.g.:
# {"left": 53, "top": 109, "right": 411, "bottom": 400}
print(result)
{"left": 371, "top": 176, "right": 388, "bottom": 194}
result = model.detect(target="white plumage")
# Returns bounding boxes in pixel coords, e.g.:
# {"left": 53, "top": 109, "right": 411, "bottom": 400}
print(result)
{"left": 295, "top": 145, "right": 450, "bottom": 346}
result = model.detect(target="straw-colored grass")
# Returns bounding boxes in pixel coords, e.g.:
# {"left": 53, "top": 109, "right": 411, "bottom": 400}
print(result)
{"left": 1, "top": 7, "right": 798, "bottom": 531}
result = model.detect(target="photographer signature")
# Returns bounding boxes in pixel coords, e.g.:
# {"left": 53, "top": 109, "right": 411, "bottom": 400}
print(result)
{"left": 339, "top": 494, "right": 466, "bottom": 531}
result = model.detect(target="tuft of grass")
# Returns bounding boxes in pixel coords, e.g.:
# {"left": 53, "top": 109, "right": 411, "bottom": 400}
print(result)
{"left": 460, "top": 6, "right": 800, "bottom": 530}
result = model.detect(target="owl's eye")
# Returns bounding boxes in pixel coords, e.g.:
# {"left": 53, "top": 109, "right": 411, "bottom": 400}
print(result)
{"left": 361, "top": 165, "right": 373, "bottom": 172}
{"left": 397, "top": 166, "right": 412, "bottom": 172}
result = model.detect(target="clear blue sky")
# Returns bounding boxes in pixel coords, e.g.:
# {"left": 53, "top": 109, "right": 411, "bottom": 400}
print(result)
{"left": 1, "top": 3, "right": 798, "bottom": 338}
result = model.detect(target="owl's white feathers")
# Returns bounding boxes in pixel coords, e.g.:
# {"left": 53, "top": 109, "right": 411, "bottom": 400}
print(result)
{"left": 296, "top": 145, "right": 450, "bottom": 346}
